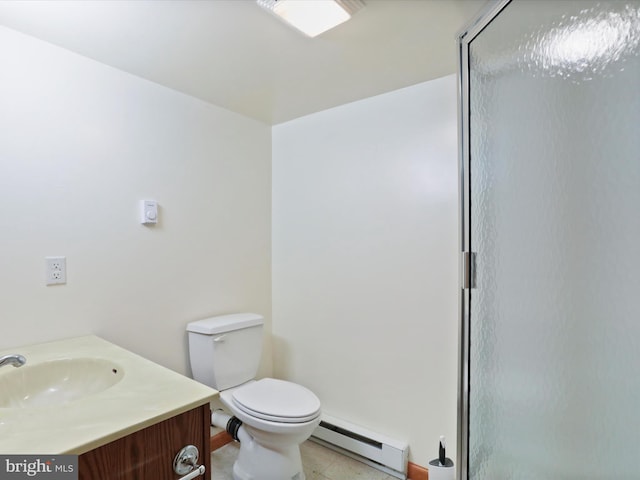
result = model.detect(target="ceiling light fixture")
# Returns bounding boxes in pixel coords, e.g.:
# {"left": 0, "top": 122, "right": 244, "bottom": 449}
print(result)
{"left": 257, "top": 0, "right": 365, "bottom": 38}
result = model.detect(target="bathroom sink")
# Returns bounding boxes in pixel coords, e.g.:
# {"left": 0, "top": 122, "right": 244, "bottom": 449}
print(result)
{"left": 0, "top": 358, "right": 124, "bottom": 408}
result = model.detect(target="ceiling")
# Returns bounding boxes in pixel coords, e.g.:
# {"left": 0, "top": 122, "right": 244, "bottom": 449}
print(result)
{"left": 0, "top": 0, "right": 487, "bottom": 125}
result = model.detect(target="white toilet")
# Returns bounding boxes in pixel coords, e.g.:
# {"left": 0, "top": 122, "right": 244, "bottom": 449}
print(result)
{"left": 187, "top": 313, "right": 321, "bottom": 480}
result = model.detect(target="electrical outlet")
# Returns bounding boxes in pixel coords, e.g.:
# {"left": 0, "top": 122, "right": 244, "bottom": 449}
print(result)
{"left": 46, "top": 256, "right": 66, "bottom": 285}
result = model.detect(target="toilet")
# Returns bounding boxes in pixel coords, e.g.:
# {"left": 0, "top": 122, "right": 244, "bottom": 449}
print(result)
{"left": 187, "top": 313, "right": 321, "bottom": 480}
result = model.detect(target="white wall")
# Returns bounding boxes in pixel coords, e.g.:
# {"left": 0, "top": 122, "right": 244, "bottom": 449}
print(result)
{"left": 272, "top": 75, "right": 459, "bottom": 467}
{"left": 0, "top": 26, "right": 272, "bottom": 377}
{"left": 1, "top": 24, "right": 460, "bottom": 467}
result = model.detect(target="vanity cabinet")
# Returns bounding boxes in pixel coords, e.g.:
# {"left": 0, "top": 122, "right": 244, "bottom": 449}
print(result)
{"left": 78, "top": 403, "right": 211, "bottom": 480}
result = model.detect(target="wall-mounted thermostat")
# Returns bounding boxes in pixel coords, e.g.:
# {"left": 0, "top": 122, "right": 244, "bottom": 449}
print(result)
{"left": 141, "top": 200, "right": 158, "bottom": 224}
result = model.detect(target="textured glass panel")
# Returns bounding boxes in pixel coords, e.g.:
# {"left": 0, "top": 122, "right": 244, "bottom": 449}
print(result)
{"left": 468, "top": 1, "right": 640, "bottom": 479}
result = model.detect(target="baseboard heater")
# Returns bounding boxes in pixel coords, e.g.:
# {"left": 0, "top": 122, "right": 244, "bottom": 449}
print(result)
{"left": 310, "top": 414, "right": 409, "bottom": 479}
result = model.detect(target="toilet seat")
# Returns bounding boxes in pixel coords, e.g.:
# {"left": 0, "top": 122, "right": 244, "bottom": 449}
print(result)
{"left": 231, "top": 378, "right": 321, "bottom": 424}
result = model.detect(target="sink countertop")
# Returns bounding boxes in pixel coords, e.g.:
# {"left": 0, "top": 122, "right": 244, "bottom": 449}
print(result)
{"left": 0, "top": 335, "right": 218, "bottom": 454}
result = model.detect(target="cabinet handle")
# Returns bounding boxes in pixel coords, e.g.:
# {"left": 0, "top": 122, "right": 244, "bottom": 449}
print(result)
{"left": 173, "top": 445, "right": 202, "bottom": 476}
{"left": 177, "top": 465, "right": 205, "bottom": 480}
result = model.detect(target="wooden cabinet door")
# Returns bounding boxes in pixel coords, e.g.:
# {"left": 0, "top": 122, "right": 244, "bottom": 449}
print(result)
{"left": 79, "top": 404, "right": 211, "bottom": 480}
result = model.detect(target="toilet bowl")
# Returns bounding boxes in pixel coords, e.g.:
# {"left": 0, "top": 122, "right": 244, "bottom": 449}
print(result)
{"left": 215, "top": 378, "right": 321, "bottom": 480}
{"left": 187, "top": 313, "right": 321, "bottom": 480}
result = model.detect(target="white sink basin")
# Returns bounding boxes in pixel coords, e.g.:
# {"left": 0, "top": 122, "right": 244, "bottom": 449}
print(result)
{"left": 0, "top": 358, "right": 124, "bottom": 408}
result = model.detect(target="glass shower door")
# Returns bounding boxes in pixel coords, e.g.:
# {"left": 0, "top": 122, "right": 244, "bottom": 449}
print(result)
{"left": 460, "top": 1, "right": 640, "bottom": 478}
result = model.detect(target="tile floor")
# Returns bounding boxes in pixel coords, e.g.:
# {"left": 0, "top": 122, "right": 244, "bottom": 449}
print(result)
{"left": 211, "top": 439, "right": 400, "bottom": 480}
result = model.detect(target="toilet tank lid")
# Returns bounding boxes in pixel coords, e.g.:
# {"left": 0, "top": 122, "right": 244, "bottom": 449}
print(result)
{"left": 187, "top": 313, "right": 264, "bottom": 335}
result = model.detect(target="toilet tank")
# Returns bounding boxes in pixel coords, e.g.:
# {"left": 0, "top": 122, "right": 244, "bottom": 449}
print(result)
{"left": 187, "top": 313, "right": 264, "bottom": 391}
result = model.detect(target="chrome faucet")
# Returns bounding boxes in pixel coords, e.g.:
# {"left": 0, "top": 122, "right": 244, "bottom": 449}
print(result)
{"left": 0, "top": 354, "right": 26, "bottom": 368}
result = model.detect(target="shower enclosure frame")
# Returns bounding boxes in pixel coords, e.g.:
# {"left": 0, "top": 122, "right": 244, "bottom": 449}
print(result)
{"left": 456, "top": 2, "right": 510, "bottom": 479}
{"left": 457, "top": 0, "right": 640, "bottom": 477}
